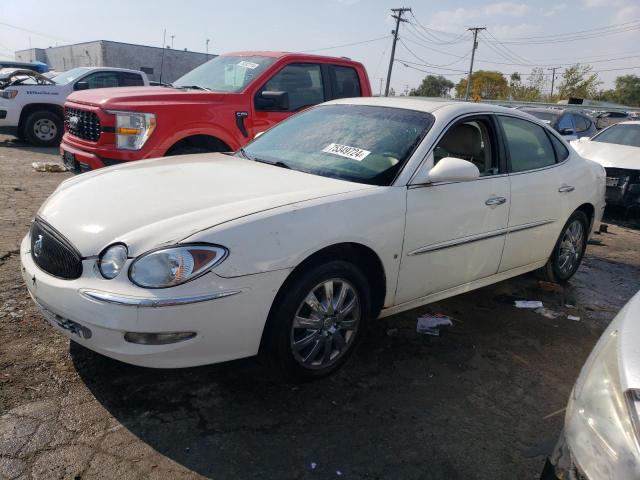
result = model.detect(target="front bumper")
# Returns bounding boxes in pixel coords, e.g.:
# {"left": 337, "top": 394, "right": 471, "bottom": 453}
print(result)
{"left": 20, "top": 234, "right": 290, "bottom": 368}
{"left": 541, "top": 430, "right": 588, "bottom": 480}
{"left": 604, "top": 169, "right": 640, "bottom": 208}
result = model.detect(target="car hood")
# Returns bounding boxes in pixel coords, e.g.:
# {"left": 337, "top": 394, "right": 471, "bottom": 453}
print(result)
{"left": 616, "top": 291, "right": 640, "bottom": 390}
{"left": 571, "top": 140, "right": 640, "bottom": 171}
{"left": 38, "top": 154, "right": 371, "bottom": 256}
{"left": 67, "top": 86, "right": 229, "bottom": 109}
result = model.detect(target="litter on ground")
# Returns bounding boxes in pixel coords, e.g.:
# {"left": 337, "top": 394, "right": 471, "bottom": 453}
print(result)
{"left": 31, "top": 162, "right": 68, "bottom": 173}
{"left": 534, "top": 307, "right": 562, "bottom": 319}
{"left": 416, "top": 314, "right": 453, "bottom": 336}
{"left": 567, "top": 315, "right": 581, "bottom": 321}
{"left": 515, "top": 300, "right": 544, "bottom": 309}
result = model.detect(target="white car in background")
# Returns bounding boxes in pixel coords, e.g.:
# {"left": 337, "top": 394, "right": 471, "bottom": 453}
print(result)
{"left": 542, "top": 290, "right": 640, "bottom": 480}
{"left": 571, "top": 121, "right": 640, "bottom": 208}
{"left": 20, "top": 98, "right": 605, "bottom": 380}
{"left": 0, "top": 67, "right": 149, "bottom": 146}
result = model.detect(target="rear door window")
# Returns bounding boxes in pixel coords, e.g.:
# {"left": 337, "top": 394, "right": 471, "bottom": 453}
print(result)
{"left": 574, "top": 115, "right": 590, "bottom": 133}
{"left": 119, "top": 72, "right": 144, "bottom": 86}
{"left": 499, "top": 116, "right": 556, "bottom": 172}
{"left": 260, "top": 63, "right": 325, "bottom": 112}
{"left": 81, "top": 72, "right": 119, "bottom": 89}
{"left": 329, "top": 65, "right": 361, "bottom": 99}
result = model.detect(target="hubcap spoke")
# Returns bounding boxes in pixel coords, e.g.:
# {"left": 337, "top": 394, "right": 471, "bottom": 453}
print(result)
{"left": 323, "top": 281, "right": 334, "bottom": 314}
{"left": 303, "top": 338, "right": 324, "bottom": 364}
{"left": 305, "top": 292, "right": 325, "bottom": 315}
{"left": 293, "top": 331, "right": 320, "bottom": 351}
{"left": 293, "top": 315, "right": 323, "bottom": 330}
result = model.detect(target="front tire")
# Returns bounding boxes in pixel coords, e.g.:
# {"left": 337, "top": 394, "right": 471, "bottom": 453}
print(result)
{"left": 23, "top": 110, "right": 63, "bottom": 147}
{"left": 541, "top": 210, "right": 589, "bottom": 283}
{"left": 264, "top": 260, "right": 371, "bottom": 382}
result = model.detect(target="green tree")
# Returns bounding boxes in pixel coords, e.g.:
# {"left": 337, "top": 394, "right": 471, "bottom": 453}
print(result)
{"left": 509, "top": 68, "right": 546, "bottom": 101}
{"left": 409, "top": 75, "right": 454, "bottom": 97}
{"left": 612, "top": 75, "right": 640, "bottom": 107}
{"left": 455, "top": 70, "right": 509, "bottom": 100}
{"left": 557, "top": 64, "right": 602, "bottom": 100}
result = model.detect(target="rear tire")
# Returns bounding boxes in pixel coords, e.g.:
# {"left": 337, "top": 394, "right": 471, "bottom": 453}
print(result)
{"left": 23, "top": 110, "right": 63, "bottom": 147}
{"left": 540, "top": 210, "right": 589, "bottom": 283}
{"left": 264, "top": 260, "right": 371, "bottom": 382}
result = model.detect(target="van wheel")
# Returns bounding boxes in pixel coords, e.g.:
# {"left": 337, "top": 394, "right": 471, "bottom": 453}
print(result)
{"left": 24, "top": 110, "right": 63, "bottom": 147}
{"left": 540, "top": 211, "right": 589, "bottom": 283}
{"left": 264, "top": 260, "right": 371, "bottom": 382}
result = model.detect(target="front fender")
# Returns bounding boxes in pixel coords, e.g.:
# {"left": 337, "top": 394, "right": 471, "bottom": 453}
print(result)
{"left": 186, "top": 187, "right": 407, "bottom": 308}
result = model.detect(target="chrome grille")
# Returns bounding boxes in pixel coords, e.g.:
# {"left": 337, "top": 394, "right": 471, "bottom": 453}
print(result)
{"left": 30, "top": 219, "right": 83, "bottom": 280}
{"left": 64, "top": 107, "right": 101, "bottom": 142}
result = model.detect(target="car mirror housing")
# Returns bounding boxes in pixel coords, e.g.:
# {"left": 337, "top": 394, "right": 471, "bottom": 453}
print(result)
{"left": 560, "top": 127, "right": 576, "bottom": 136}
{"left": 74, "top": 81, "right": 90, "bottom": 91}
{"left": 424, "top": 157, "right": 480, "bottom": 184}
{"left": 255, "top": 91, "right": 289, "bottom": 111}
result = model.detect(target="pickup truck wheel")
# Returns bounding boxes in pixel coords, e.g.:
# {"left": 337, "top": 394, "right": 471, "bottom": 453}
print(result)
{"left": 265, "top": 260, "right": 371, "bottom": 382}
{"left": 540, "top": 211, "right": 588, "bottom": 283}
{"left": 24, "top": 111, "right": 63, "bottom": 147}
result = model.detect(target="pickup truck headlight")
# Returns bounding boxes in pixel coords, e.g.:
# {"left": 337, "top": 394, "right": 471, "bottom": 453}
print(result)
{"left": 129, "top": 244, "right": 227, "bottom": 288}
{"left": 1, "top": 90, "right": 18, "bottom": 99}
{"left": 108, "top": 111, "right": 156, "bottom": 150}
{"left": 564, "top": 328, "right": 640, "bottom": 479}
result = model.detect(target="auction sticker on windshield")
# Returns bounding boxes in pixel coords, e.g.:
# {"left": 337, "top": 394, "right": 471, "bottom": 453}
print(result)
{"left": 322, "top": 143, "right": 371, "bottom": 161}
{"left": 237, "top": 61, "right": 260, "bottom": 69}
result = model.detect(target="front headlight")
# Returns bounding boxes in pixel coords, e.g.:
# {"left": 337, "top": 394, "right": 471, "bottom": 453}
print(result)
{"left": 565, "top": 328, "right": 640, "bottom": 479}
{"left": 98, "top": 243, "right": 128, "bottom": 279}
{"left": 129, "top": 244, "right": 227, "bottom": 288}
{"left": 108, "top": 110, "right": 156, "bottom": 150}
{"left": 1, "top": 90, "right": 18, "bottom": 99}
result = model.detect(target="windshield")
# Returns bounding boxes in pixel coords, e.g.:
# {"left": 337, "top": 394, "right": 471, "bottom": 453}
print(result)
{"left": 238, "top": 104, "right": 434, "bottom": 186}
{"left": 523, "top": 109, "right": 559, "bottom": 123}
{"left": 51, "top": 67, "right": 89, "bottom": 85}
{"left": 173, "top": 55, "right": 275, "bottom": 92}
{"left": 592, "top": 124, "right": 640, "bottom": 148}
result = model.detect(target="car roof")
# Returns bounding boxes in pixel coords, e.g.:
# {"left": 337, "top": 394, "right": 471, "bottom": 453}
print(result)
{"left": 324, "top": 96, "right": 537, "bottom": 116}
{"left": 222, "top": 51, "right": 363, "bottom": 64}
{"left": 66, "top": 66, "right": 145, "bottom": 74}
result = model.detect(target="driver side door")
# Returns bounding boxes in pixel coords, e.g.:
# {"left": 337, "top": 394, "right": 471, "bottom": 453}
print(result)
{"left": 395, "top": 114, "right": 510, "bottom": 304}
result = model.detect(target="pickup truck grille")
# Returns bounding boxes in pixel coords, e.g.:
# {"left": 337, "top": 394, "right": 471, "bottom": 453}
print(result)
{"left": 30, "top": 218, "right": 83, "bottom": 280}
{"left": 64, "top": 107, "right": 101, "bottom": 142}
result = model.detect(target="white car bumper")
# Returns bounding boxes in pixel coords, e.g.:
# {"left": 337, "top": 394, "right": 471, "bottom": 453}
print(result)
{"left": 20, "top": 234, "right": 290, "bottom": 368}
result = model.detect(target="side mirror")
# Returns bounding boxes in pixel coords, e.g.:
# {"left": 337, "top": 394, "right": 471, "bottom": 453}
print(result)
{"left": 255, "top": 91, "right": 289, "bottom": 110}
{"left": 411, "top": 156, "right": 480, "bottom": 185}
{"left": 74, "top": 81, "right": 89, "bottom": 91}
{"left": 559, "top": 127, "right": 575, "bottom": 136}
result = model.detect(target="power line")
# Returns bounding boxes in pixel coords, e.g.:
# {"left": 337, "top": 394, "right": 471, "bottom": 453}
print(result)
{"left": 481, "top": 29, "right": 530, "bottom": 64}
{"left": 494, "top": 19, "right": 640, "bottom": 42}
{"left": 397, "top": 39, "right": 470, "bottom": 68}
{"left": 0, "top": 21, "right": 75, "bottom": 43}
{"left": 299, "top": 35, "right": 392, "bottom": 53}
{"left": 493, "top": 21, "right": 640, "bottom": 45}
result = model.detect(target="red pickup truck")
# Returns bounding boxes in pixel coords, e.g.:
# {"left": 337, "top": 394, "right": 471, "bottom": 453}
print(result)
{"left": 61, "top": 51, "right": 371, "bottom": 172}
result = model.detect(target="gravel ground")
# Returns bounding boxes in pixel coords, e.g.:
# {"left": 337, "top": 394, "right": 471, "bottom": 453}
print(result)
{"left": 1, "top": 135, "right": 639, "bottom": 480}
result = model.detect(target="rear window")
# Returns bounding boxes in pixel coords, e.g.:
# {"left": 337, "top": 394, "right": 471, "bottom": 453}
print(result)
{"left": 330, "top": 65, "right": 361, "bottom": 99}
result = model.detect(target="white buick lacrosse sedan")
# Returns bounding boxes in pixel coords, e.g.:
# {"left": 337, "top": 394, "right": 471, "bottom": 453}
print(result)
{"left": 21, "top": 98, "right": 605, "bottom": 380}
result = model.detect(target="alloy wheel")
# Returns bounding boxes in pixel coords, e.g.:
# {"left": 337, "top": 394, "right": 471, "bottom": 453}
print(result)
{"left": 290, "top": 278, "right": 361, "bottom": 369}
{"left": 557, "top": 219, "right": 585, "bottom": 276}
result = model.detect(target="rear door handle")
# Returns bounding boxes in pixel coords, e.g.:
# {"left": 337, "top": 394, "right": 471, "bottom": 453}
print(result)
{"left": 485, "top": 196, "right": 507, "bottom": 206}
{"left": 558, "top": 185, "right": 575, "bottom": 193}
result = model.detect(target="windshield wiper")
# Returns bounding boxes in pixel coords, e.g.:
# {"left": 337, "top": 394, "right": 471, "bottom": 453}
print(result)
{"left": 176, "top": 85, "right": 211, "bottom": 92}
{"left": 237, "top": 147, "right": 253, "bottom": 160}
{"left": 237, "top": 148, "right": 290, "bottom": 169}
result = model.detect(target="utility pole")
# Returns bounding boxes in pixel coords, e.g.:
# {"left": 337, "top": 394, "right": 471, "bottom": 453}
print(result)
{"left": 206, "top": 38, "right": 210, "bottom": 57}
{"left": 385, "top": 7, "right": 411, "bottom": 97}
{"left": 159, "top": 28, "right": 166, "bottom": 84}
{"left": 170, "top": 35, "right": 175, "bottom": 49}
{"left": 548, "top": 66, "right": 560, "bottom": 100}
{"left": 379, "top": 77, "right": 384, "bottom": 96}
{"left": 464, "top": 27, "right": 485, "bottom": 101}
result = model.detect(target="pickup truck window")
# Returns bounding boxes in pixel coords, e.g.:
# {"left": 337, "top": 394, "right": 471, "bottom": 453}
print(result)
{"left": 51, "top": 67, "right": 91, "bottom": 85}
{"left": 173, "top": 55, "right": 275, "bottom": 93}
{"left": 330, "top": 65, "right": 361, "bottom": 99}
{"left": 119, "top": 72, "right": 144, "bottom": 86}
{"left": 260, "top": 63, "right": 325, "bottom": 111}
{"left": 82, "top": 72, "right": 119, "bottom": 89}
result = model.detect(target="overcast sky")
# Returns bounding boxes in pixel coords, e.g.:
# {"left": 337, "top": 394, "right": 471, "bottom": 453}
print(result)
{"left": 1, "top": 0, "right": 639, "bottom": 93}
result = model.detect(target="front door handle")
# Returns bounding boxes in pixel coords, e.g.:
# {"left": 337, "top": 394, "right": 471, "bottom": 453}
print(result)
{"left": 558, "top": 185, "right": 575, "bottom": 193}
{"left": 485, "top": 196, "right": 507, "bottom": 206}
